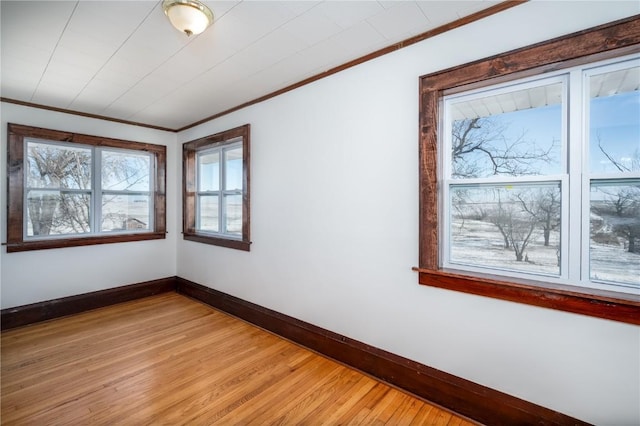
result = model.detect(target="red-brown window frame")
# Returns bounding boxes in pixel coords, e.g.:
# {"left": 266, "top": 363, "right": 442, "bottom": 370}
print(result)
{"left": 417, "top": 16, "right": 640, "bottom": 325}
{"left": 182, "top": 124, "right": 251, "bottom": 251}
{"left": 6, "top": 123, "right": 167, "bottom": 252}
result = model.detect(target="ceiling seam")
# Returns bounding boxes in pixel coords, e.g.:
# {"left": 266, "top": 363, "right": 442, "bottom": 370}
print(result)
{"left": 67, "top": 1, "right": 161, "bottom": 112}
{"left": 30, "top": 1, "right": 80, "bottom": 103}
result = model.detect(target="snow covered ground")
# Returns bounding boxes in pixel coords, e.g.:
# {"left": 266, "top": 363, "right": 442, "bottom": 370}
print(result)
{"left": 450, "top": 218, "right": 639, "bottom": 288}
{"left": 450, "top": 218, "right": 560, "bottom": 275}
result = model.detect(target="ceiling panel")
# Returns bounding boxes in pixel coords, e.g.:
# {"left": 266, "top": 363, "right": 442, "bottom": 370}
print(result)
{"left": 64, "top": 2, "right": 153, "bottom": 43}
{"left": 70, "top": 80, "right": 131, "bottom": 115}
{"left": 366, "top": 2, "right": 430, "bottom": 40}
{"left": 329, "top": 20, "right": 388, "bottom": 60}
{"left": 170, "top": 27, "right": 238, "bottom": 71}
{"left": 416, "top": 1, "right": 499, "bottom": 28}
{"left": 317, "top": 1, "right": 384, "bottom": 29}
{"left": 0, "top": 0, "right": 75, "bottom": 41}
{"left": 216, "top": 1, "right": 299, "bottom": 51}
{"left": 280, "top": 7, "right": 343, "bottom": 47}
{"left": 232, "top": 28, "right": 308, "bottom": 74}
{"left": 249, "top": 51, "right": 320, "bottom": 90}
{"left": 1, "top": 0, "right": 516, "bottom": 130}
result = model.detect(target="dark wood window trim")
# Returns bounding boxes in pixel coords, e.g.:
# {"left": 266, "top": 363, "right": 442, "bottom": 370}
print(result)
{"left": 6, "top": 123, "right": 167, "bottom": 252}
{"left": 182, "top": 124, "right": 251, "bottom": 251}
{"left": 418, "top": 16, "right": 640, "bottom": 325}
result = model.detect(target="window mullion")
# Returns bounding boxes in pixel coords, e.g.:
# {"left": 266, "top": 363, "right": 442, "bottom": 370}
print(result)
{"left": 559, "top": 75, "right": 572, "bottom": 281}
{"left": 93, "top": 147, "right": 101, "bottom": 234}
{"left": 220, "top": 146, "right": 226, "bottom": 234}
{"left": 148, "top": 152, "right": 155, "bottom": 231}
{"left": 568, "top": 69, "right": 587, "bottom": 285}
{"left": 195, "top": 151, "right": 201, "bottom": 230}
{"left": 22, "top": 137, "right": 29, "bottom": 239}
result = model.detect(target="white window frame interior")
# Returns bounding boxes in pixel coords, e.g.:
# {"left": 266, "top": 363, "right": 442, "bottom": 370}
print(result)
{"left": 23, "top": 138, "right": 155, "bottom": 240}
{"left": 440, "top": 53, "right": 639, "bottom": 295}
{"left": 97, "top": 146, "right": 155, "bottom": 233}
{"left": 580, "top": 56, "right": 640, "bottom": 293}
{"left": 195, "top": 137, "right": 243, "bottom": 240}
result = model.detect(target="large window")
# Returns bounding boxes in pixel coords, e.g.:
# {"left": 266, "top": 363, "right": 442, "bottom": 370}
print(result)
{"left": 183, "top": 124, "right": 250, "bottom": 251}
{"left": 418, "top": 17, "right": 640, "bottom": 324}
{"left": 442, "top": 58, "right": 639, "bottom": 292}
{"left": 7, "top": 124, "right": 167, "bottom": 252}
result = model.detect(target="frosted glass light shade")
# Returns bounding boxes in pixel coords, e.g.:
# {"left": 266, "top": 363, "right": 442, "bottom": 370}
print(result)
{"left": 162, "top": 0, "right": 213, "bottom": 36}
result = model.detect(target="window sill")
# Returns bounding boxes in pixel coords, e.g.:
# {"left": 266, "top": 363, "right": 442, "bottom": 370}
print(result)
{"left": 414, "top": 267, "right": 640, "bottom": 325}
{"left": 6, "top": 232, "right": 166, "bottom": 253}
{"left": 183, "top": 233, "right": 251, "bottom": 251}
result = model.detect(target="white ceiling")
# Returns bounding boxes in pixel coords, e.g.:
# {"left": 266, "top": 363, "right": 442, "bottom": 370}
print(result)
{"left": 1, "top": 0, "right": 502, "bottom": 131}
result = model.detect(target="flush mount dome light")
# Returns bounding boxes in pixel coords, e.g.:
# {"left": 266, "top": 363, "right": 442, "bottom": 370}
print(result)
{"left": 162, "top": 0, "right": 213, "bottom": 36}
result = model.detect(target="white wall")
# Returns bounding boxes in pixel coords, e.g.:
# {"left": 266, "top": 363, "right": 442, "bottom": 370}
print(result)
{"left": 176, "top": 2, "right": 640, "bottom": 425}
{"left": 1, "top": 1, "right": 637, "bottom": 424}
{"left": 0, "top": 102, "right": 178, "bottom": 308}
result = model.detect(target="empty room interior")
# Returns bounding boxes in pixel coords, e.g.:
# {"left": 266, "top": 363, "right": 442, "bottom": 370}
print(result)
{"left": 1, "top": 0, "right": 639, "bottom": 424}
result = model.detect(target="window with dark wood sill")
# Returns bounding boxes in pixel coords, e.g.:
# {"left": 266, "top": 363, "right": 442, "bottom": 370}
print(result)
{"left": 182, "top": 124, "right": 250, "bottom": 251}
{"left": 6, "top": 123, "right": 167, "bottom": 252}
{"left": 417, "top": 16, "right": 640, "bottom": 324}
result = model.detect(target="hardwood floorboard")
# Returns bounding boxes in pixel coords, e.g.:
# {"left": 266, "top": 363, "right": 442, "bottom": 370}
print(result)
{"left": 393, "top": 397, "right": 424, "bottom": 424}
{"left": 1, "top": 293, "right": 476, "bottom": 425}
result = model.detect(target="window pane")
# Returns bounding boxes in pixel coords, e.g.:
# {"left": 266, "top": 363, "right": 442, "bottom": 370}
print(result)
{"left": 590, "top": 180, "right": 640, "bottom": 287}
{"left": 589, "top": 65, "right": 640, "bottom": 173}
{"left": 199, "top": 151, "right": 220, "bottom": 191}
{"left": 26, "top": 190, "right": 91, "bottom": 236}
{"left": 198, "top": 195, "right": 219, "bottom": 232}
{"left": 224, "top": 194, "right": 242, "bottom": 235}
{"left": 102, "top": 150, "right": 150, "bottom": 191}
{"left": 101, "top": 194, "right": 150, "bottom": 232}
{"left": 225, "top": 147, "right": 243, "bottom": 191}
{"left": 449, "top": 82, "right": 563, "bottom": 178}
{"left": 449, "top": 183, "right": 561, "bottom": 276}
{"left": 27, "top": 142, "right": 91, "bottom": 189}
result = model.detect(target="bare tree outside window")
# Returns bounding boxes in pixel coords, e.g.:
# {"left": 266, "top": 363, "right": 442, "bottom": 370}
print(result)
{"left": 446, "top": 82, "right": 563, "bottom": 276}
{"left": 419, "top": 21, "right": 639, "bottom": 322}
{"left": 587, "top": 67, "right": 640, "bottom": 287}
{"left": 450, "top": 185, "right": 561, "bottom": 276}
{"left": 26, "top": 142, "right": 91, "bottom": 236}
{"left": 516, "top": 189, "right": 561, "bottom": 247}
{"left": 447, "top": 71, "right": 639, "bottom": 289}
{"left": 590, "top": 182, "right": 640, "bottom": 285}
{"left": 489, "top": 190, "right": 538, "bottom": 261}
{"left": 26, "top": 141, "right": 153, "bottom": 237}
{"left": 451, "top": 117, "right": 558, "bottom": 178}
{"left": 7, "top": 123, "right": 166, "bottom": 253}
{"left": 593, "top": 185, "right": 640, "bottom": 253}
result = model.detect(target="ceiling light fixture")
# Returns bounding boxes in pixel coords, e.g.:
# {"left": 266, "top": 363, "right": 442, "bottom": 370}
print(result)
{"left": 162, "top": 0, "right": 213, "bottom": 37}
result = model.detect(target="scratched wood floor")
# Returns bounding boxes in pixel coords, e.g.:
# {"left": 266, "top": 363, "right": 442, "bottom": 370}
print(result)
{"left": 1, "top": 293, "right": 475, "bottom": 425}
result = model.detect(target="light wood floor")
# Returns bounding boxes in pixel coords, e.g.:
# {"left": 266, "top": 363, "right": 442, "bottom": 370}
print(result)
{"left": 2, "top": 293, "right": 475, "bottom": 425}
